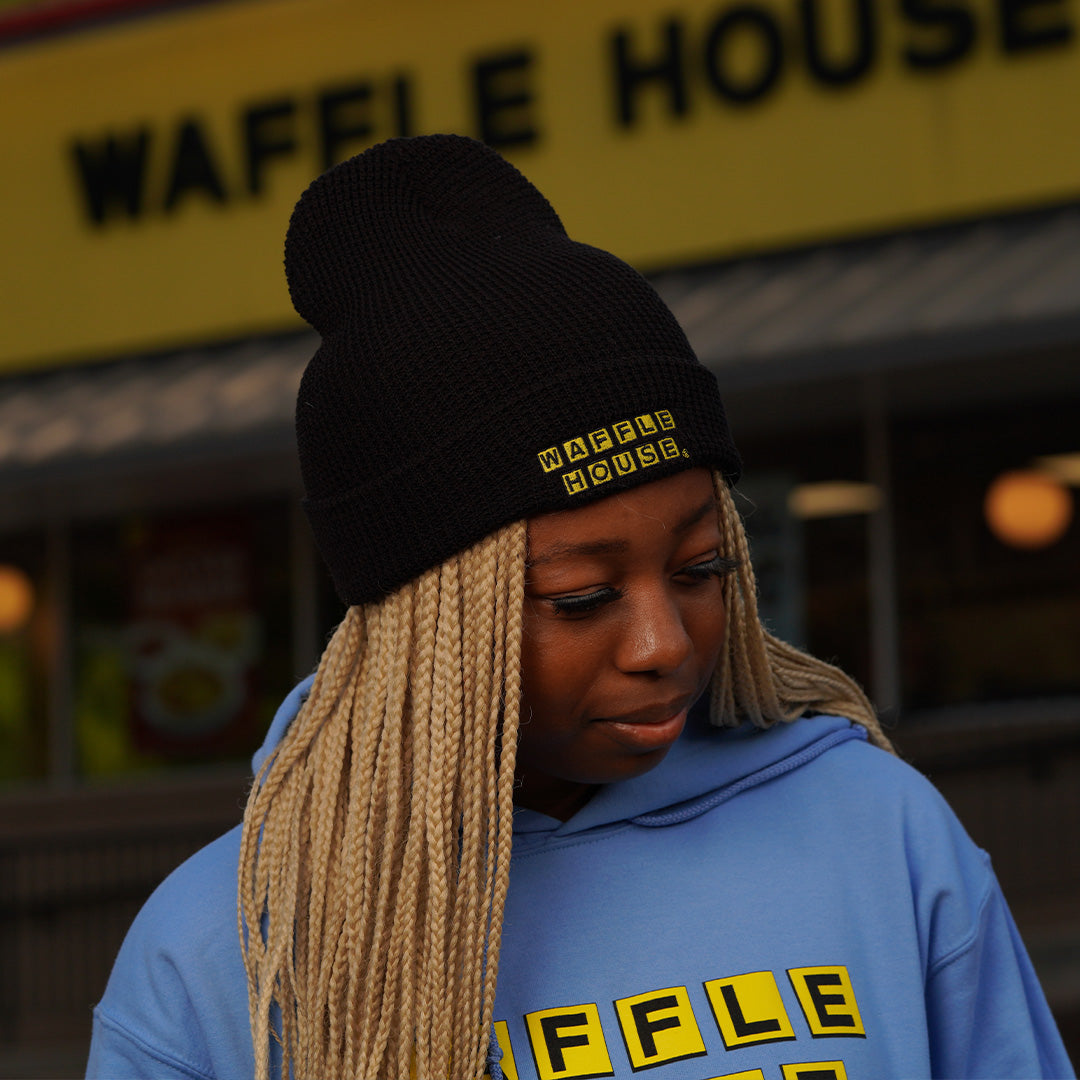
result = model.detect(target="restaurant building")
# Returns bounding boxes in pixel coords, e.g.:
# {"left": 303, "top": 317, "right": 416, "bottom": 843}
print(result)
{"left": 1, "top": 0, "right": 1078, "bottom": 1072}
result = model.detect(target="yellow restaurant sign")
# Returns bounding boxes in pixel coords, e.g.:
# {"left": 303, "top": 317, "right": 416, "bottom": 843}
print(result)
{"left": 2, "top": 0, "right": 1079, "bottom": 371}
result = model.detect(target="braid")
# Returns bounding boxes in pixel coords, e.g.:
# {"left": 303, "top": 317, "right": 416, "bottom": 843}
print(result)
{"left": 239, "top": 471, "right": 890, "bottom": 1080}
{"left": 709, "top": 473, "right": 893, "bottom": 751}
{"left": 239, "top": 521, "right": 527, "bottom": 1080}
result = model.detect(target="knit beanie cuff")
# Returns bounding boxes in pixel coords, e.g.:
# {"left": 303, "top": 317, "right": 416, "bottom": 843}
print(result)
{"left": 303, "top": 356, "right": 737, "bottom": 604}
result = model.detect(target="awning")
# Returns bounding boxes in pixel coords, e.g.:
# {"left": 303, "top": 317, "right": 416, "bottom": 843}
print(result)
{"left": 2, "top": 202, "right": 1079, "bottom": 481}
{"left": 655, "top": 203, "right": 1080, "bottom": 389}
{"left": 0, "top": 333, "right": 314, "bottom": 481}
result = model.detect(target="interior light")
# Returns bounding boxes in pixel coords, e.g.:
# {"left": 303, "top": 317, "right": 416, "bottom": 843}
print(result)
{"left": 787, "top": 481, "right": 882, "bottom": 520}
{"left": 984, "top": 469, "right": 1073, "bottom": 549}
{"left": 1034, "top": 453, "right": 1080, "bottom": 486}
{"left": 0, "top": 564, "right": 34, "bottom": 633}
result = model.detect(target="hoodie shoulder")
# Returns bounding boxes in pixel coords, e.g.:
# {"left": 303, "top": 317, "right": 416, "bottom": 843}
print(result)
{"left": 89, "top": 826, "right": 253, "bottom": 1080}
{"left": 252, "top": 674, "right": 314, "bottom": 774}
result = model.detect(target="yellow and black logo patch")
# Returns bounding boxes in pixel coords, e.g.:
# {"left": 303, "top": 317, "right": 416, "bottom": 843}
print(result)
{"left": 536, "top": 410, "right": 685, "bottom": 495}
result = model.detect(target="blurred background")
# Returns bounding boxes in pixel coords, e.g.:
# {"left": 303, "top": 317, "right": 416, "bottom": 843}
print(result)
{"left": 1, "top": 0, "right": 1078, "bottom": 1074}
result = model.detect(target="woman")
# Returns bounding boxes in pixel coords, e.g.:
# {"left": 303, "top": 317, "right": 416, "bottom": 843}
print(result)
{"left": 88, "top": 135, "right": 1072, "bottom": 1080}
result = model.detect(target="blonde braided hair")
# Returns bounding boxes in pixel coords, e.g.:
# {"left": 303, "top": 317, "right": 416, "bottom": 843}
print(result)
{"left": 709, "top": 476, "right": 892, "bottom": 749}
{"left": 239, "top": 520, "right": 525, "bottom": 1080}
{"left": 239, "top": 472, "right": 890, "bottom": 1080}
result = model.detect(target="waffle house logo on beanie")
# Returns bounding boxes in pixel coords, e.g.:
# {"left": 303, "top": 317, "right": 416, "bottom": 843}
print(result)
{"left": 537, "top": 410, "right": 687, "bottom": 496}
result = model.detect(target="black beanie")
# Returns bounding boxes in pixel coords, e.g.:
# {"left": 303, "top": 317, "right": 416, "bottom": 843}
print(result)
{"left": 287, "top": 134, "right": 741, "bottom": 606}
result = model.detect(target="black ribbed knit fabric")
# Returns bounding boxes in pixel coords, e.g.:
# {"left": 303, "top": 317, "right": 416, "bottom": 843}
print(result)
{"left": 287, "top": 134, "right": 741, "bottom": 605}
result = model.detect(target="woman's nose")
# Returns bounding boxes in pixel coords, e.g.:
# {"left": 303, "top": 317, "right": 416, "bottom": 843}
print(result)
{"left": 614, "top": 588, "right": 693, "bottom": 676}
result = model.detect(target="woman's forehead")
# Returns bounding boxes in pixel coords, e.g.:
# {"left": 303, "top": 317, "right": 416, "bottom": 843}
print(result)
{"left": 526, "top": 468, "right": 717, "bottom": 558}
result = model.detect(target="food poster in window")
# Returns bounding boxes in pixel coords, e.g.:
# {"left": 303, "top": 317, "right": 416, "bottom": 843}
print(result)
{"left": 126, "top": 514, "right": 261, "bottom": 757}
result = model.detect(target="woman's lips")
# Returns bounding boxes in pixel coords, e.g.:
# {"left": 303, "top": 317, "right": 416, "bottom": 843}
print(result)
{"left": 593, "top": 706, "right": 690, "bottom": 752}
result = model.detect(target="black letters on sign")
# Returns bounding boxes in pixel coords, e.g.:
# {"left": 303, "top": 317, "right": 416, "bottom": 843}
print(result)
{"left": 70, "top": 128, "right": 151, "bottom": 225}
{"left": 901, "top": 0, "right": 978, "bottom": 70}
{"left": 800, "top": 0, "right": 876, "bottom": 87}
{"left": 163, "top": 117, "right": 227, "bottom": 213}
{"left": 998, "top": 0, "right": 1074, "bottom": 53}
{"left": 610, "top": 19, "right": 688, "bottom": 127}
{"left": 473, "top": 48, "right": 538, "bottom": 149}
{"left": 704, "top": 5, "right": 785, "bottom": 104}
{"left": 243, "top": 98, "right": 297, "bottom": 195}
{"left": 317, "top": 84, "right": 372, "bottom": 171}
{"left": 391, "top": 75, "right": 414, "bottom": 140}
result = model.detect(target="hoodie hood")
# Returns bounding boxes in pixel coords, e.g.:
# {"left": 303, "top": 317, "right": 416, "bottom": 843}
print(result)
{"left": 252, "top": 678, "right": 866, "bottom": 837}
{"left": 511, "top": 698, "right": 864, "bottom": 840}
{"left": 251, "top": 674, "right": 314, "bottom": 777}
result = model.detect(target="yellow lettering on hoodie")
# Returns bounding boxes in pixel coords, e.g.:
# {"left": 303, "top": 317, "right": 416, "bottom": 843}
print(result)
{"left": 704, "top": 971, "right": 796, "bottom": 1049}
{"left": 483, "top": 1020, "right": 518, "bottom": 1080}
{"left": 525, "top": 1003, "right": 613, "bottom": 1080}
{"left": 788, "top": 967, "right": 865, "bottom": 1038}
{"left": 613, "top": 985, "right": 706, "bottom": 1070}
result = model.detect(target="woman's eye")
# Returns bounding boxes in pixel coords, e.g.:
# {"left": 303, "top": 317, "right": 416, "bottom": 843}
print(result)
{"left": 681, "top": 554, "right": 739, "bottom": 581}
{"left": 548, "top": 587, "right": 622, "bottom": 616}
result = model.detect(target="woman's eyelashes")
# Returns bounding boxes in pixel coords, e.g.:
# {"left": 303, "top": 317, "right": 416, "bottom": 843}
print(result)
{"left": 680, "top": 554, "right": 739, "bottom": 581}
{"left": 544, "top": 555, "right": 738, "bottom": 616}
{"left": 548, "top": 587, "right": 623, "bottom": 616}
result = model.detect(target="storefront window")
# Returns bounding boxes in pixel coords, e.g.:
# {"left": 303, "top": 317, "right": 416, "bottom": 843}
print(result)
{"left": 72, "top": 502, "right": 293, "bottom": 777}
{"left": 737, "top": 423, "right": 873, "bottom": 696}
{"left": 894, "top": 400, "right": 1080, "bottom": 711}
{"left": 0, "top": 534, "right": 47, "bottom": 784}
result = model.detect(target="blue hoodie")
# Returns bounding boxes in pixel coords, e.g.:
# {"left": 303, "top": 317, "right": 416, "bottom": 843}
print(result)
{"left": 88, "top": 679, "right": 1074, "bottom": 1080}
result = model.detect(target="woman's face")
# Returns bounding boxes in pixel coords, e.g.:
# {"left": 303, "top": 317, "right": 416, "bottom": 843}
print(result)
{"left": 517, "top": 468, "right": 728, "bottom": 820}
